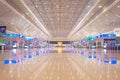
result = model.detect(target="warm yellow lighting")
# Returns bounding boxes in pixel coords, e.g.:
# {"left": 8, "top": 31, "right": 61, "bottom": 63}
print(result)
{"left": 57, "top": 41, "right": 62, "bottom": 46}
{"left": 57, "top": 48, "right": 63, "bottom": 54}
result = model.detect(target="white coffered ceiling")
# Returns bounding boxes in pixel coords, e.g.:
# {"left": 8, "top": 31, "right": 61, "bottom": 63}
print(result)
{"left": 0, "top": 0, "right": 120, "bottom": 41}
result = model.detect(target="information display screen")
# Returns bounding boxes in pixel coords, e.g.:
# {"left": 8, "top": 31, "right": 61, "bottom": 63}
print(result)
{"left": 0, "top": 26, "right": 6, "bottom": 35}
{"left": 5, "top": 41, "right": 10, "bottom": 46}
{"left": 12, "top": 41, "right": 17, "bottom": 47}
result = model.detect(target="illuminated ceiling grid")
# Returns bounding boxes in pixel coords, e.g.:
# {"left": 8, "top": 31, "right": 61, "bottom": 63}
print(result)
{"left": 0, "top": 0, "right": 120, "bottom": 41}
{"left": 73, "top": 0, "right": 120, "bottom": 40}
{"left": 29, "top": 0, "right": 89, "bottom": 38}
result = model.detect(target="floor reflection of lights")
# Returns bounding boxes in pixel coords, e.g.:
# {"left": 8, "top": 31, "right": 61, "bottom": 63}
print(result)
{"left": 57, "top": 48, "right": 63, "bottom": 54}
{"left": 0, "top": 48, "right": 120, "bottom": 80}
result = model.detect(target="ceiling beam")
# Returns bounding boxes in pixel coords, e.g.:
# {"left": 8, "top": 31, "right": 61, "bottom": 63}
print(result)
{"left": 20, "top": 0, "right": 52, "bottom": 38}
{"left": 69, "top": 0, "right": 120, "bottom": 40}
{"left": 67, "top": 0, "right": 101, "bottom": 39}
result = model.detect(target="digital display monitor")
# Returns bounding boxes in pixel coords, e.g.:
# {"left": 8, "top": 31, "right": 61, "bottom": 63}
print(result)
{"left": 110, "top": 60, "right": 117, "bottom": 64}
{"left": 11, "top": 60, "right": 17, "bottom": 64}
{"left": 104, "top": 60, "right": 110, "bottom": 63}
{"left": 12, "top": 41, "right": 17, "bottom": 47}
{"left": 4, "top": 60, "right": 10, "bottom": 64}
{"left": 5, "top": 41, "right": 10, "bottom": 46}
{"left": 111, "top": 43, "right": 115, "bottom": 47}
{"left": 0, "top": 26, "right": 6, "bottom": 35}
{"left": 88, "top": 56, "right": 92, "bottom": 58}
{"left": 24, "top": 55, "right": 33, "bottom": 58}
{"left": 86, "top": 36, "right": 95, "bottom": 41}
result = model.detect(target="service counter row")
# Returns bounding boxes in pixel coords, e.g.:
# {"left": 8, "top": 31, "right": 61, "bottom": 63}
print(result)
{"left": 73, "top": 34, "right": 120, "bottom": 50}
{"left": 0, "top": 36, "right": 47, "bottom": 50}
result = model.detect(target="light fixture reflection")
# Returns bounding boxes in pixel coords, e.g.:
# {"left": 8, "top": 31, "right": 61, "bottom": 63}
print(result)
{"left": 57, "top": 48, "right": 63, "bottom": 54}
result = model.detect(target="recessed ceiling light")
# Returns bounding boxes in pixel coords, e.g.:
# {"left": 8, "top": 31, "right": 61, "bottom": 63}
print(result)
{"left": 117, "top": 5, "right": 120, "bottom": 8}
{"left": 67, "top": 5, "right": 69, "bottom": 7}
{"left": 65, "top": 13, "right": 67, "bottom": 15}
{"left": 56, "top": 5, "right": 59, "bottom": 8}
{"left": 88, "top": 5, "right": 90, "bottom": 7}
{"left": 98, "top": 5, "right": 102, "bottom": 8}
{"left": 35, "top": 5, "right": 38, "bottom": 8}
{"left": 11, "top": 22, "right": 14, "bottom": 25}
{"left": 103, "top": 9, "right": 107, "bottom": 12}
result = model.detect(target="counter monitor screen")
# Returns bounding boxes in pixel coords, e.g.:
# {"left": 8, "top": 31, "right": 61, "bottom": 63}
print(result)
{"left": 0, "top": 26, "right": 6, "bottom": 35}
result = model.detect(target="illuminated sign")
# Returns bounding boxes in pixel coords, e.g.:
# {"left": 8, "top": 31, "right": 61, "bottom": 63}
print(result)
{"left": 86, "top": 36, "right": 95, "bottom": 41}
{"left": 25, "top": 37, "right": 34, "bottom": 40}
{"left": 57, "top": 41, "right": 62, "bottom": 46}
{"left": 0, "top": 26, "right": 6, "bottom": 35}
{"left": 96, "top": 34, "right": 116, "bottom": 38}
{"left": 6, "top": 33, "right": 25, "bottom": 39}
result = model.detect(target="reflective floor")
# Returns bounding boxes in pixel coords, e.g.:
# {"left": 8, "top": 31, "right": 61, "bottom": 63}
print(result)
{"left": 0, "top": 47, "right": 120, "bottom": 80}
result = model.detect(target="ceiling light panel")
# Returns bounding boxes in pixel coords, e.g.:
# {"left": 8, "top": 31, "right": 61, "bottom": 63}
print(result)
{"left": 27, "top": 0, "right": 89, "bottom": 39}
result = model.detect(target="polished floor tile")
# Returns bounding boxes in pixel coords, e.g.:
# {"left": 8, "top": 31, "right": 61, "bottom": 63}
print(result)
{"left": 0, "top": 48, "right": 120, "bottom": 80}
